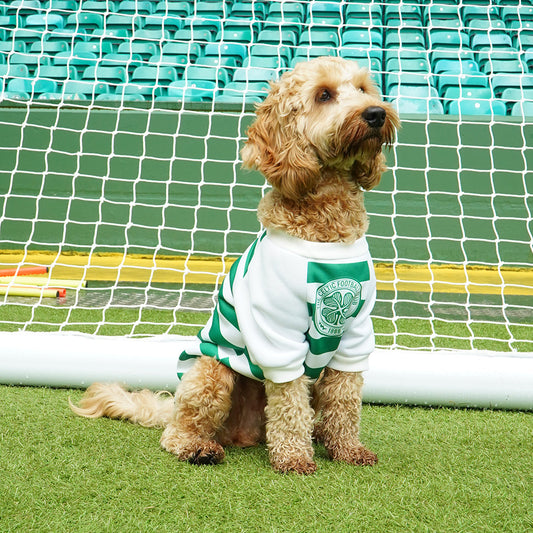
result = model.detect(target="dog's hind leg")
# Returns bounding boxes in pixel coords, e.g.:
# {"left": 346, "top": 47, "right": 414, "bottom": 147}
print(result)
{"left": 313, "top": 369, "right": 377, "bottom": 466}
{"left": 264, "top": 375, "right": 317, "bottom": 474}
{"left": 160, "top": 356, "right": 236, "bottom": 465}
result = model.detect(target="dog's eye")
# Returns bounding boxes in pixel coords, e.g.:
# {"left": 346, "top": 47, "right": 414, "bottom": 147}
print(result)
{"left": 317, "top": 89, "right": 332, "bottom": 102}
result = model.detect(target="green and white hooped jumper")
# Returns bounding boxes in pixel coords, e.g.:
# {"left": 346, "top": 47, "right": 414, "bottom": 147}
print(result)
{"left": 178, "top": 229, "right": 376, "bottom": 384}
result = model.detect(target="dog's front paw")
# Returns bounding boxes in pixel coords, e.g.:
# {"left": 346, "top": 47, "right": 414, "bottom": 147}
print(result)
{"left": 270, "top": 454, "right": 317, "bottom": 475}
{"left": 161, "top": 426, "right": 225, "bottom": 465}
{"left": 328, "top": 443, "right": 378, "bottom": 466}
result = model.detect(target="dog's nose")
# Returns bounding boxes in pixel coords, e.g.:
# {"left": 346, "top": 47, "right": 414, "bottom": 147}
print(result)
{"left": 362, "top": 106, "right": 386, "bottom": 128}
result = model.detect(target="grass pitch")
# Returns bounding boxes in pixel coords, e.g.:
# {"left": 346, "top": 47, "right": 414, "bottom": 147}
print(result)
{"left": 1, "top": 386, "right": 532, "bottom": 533}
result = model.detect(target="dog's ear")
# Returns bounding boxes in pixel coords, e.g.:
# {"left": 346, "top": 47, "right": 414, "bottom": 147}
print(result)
{"left": 351, "top": 152, "right": 387, "bottom": 191}
{"left": 241, "top": 90, "right": 321, "bottom": 201}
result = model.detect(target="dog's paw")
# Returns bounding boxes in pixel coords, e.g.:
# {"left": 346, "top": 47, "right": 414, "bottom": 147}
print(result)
{"left": 270, "top": 455, "right": 317, "bottom": 475}
{"left": 328, "top": 444, "right": 378, "bottom": 466}
{"left": 161, "top": 427, "right": 225, "bottom": 465}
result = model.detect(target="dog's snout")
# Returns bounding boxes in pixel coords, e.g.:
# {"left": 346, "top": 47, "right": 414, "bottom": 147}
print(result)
{"left": 362, "top": 106, "right": 386, "bottom": 129}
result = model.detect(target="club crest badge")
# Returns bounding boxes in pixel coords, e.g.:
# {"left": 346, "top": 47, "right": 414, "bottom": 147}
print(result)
{"left": 313, "top": 278, "right": 362, "bottom": 336}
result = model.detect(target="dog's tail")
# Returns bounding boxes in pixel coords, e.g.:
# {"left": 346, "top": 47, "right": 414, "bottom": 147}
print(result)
{"left": 69, "top": 383, "right": 174, "bottom": 428}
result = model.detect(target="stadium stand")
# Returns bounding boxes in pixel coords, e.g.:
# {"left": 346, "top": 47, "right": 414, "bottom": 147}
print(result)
{"left": 0, "top": 0, "right": 532, "bottom": 114}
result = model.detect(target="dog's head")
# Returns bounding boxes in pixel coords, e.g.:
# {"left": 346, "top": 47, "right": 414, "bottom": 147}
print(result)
{"left": 241, "top": 56, "right": 400, "bottom": 200}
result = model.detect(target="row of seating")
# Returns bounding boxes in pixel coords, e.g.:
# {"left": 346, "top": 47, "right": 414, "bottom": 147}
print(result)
{"left": 0, "top": 0, "right": 532, "bottom": 114}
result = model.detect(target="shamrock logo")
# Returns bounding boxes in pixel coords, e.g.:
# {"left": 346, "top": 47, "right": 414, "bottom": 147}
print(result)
{"left": 314, "top": 278, "right": 362, "bottom": 336}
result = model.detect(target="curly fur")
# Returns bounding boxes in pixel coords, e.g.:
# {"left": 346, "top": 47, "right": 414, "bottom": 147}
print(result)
{"left": 71, "top": 57, "right": 399, "bottom": 474}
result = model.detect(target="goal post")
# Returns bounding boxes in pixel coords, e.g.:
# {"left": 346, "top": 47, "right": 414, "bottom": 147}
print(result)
{"left": 0, "top": 1, "right": 532, "bottom": 407}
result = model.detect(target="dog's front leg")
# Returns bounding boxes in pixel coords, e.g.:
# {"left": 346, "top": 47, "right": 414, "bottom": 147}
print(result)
{"left": 161, "top": 356, "right": 235, "bottom": 465}
{"left": 313, "top": 368, "right": 377, "bottom": 466}
{"left": 264, "top": 375, "right": 316, "bottom": 474}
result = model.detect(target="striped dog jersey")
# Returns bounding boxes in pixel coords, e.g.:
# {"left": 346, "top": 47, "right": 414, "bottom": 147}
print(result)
{"left": 178, "top": 229, "right": 376, "bottom": 384}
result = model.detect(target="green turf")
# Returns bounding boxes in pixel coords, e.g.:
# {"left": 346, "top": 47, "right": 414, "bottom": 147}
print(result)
{"left": 1, "top": 386, "right": 532, "bottom": 533}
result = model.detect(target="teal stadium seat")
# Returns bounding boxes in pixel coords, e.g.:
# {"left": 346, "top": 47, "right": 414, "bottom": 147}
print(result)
{"left": 248, "top": 44, "right": 292, "bottom": 66}
{"left": 75, "top": 41, "right": 114, "bottom": 56}
{"left": 82, "top": 65, "right": 127, "bottom": 84}
{"left": 154, "top": 2, "right": 192, "bottom": 18}
{"left": 105, "top": 14, "right": 143, "bottom": 35}
{"left": 299, "top": 28, "right": 340, "bottom": 48}
{"left": 391, "top": 97, "right": 444, "bottom": 115}
{"left": 53, "top": 51, "right": 97, "bottom": 68}
{"left": 66, "top": 12, "right": 104, "bottom": 31}
{"left": 63, "top": 79, "right": 111, "bottom": 97}
{"left": 101, "top": 53, "right": 143, "bottom": 75}
{"left": 6, "top": 77, "right": 58, "bottom": 97}
{"left": 38, "top": 64, "right": 78, "bottom": 81}
{"left": 25, "top": 13, "right": 64, "bottom": 30}
{"left": 166, "top": 79, "right": 217, "bottom": 101}
{"left": 448, "top": 99, "right": 507, "bottom": 115}
{"left": 204, "top": 43, "right": 248, "bottom": 66}
{"left": 31, "top": 40, "right": 70, "bottom": 54}
{"left": 258, "top": 29, "right": 298, "bottom": 47}
{"left": 511, "top": 101, "right": 533, "bottom": 116}
{"left": 6, "top": 1, "right": 41, "bottom": 16}
{"left": 490, "top": 74, "right": 533, "bottom": 98}
{"left": 116, "top": 1, "right": 154, "bottom": 15}
{"left": 184, "top": 65, "right": 230, "bottom": 87}
{"left": 118, "top": 41, "right": 159, "bottom": 61}
{"left": 160, "top": 42, "right": 202, "bottom": 63}
{"left": 308, "top": 2, "right": 342, "bottom": 26}
{"left": 143, "top": 15, "right": 184, "bottom": 33}
{"left": 8, "top": 52, "right": 50, "bottom": 73}
{"left": 443, "top": 87, "right": 493, "bottom": 112}
{"left": 79, "top": 1, "right": 115, "bottom": 13}
{"left": 230, "top": 2, "right": 267, "bottom": 21}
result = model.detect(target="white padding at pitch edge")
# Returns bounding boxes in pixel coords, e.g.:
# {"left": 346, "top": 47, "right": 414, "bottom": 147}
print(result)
{"left": 0, "top": 332, "right": 531, "bottom": 411}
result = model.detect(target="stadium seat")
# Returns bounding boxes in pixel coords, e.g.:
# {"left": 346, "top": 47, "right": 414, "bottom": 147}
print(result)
{"left": 101, "top": 53, "right": 143, "bottom": 75}
{"left": 122, "top": 84, "right": 164, "bottom": 98}
{"left": 66, "top": 13, "right": 104, "bottom": 31}
{"left": 74, "top": 41, "right": 115, "bottom": 56}
{"left": 8, "top": 52, "right": 51, "bottom": 73}
{"left": 0, "top": 63, "right": 29, "bottom": 79}
{"left": 462, "top": 6, "right": 500, "bottom": 25}
{"left": 196, "top": 56, "right": 238, "bottom": 69}
{"left": 79, "top": 1, "right": 115, "bottom": 13}
{"left": 82, "top": 65, "right": 127, "bottom": 84}
{"left": 511, "top": 100, "right": 533, "bottom": 116}
{"left": 299, "top": 28, "right": 340, "bottom": 48}
{"left": 385, "top": 72, "right": 433, "bottom": 95}
{"left": 384, "top": 4, "right": 423, "bottom": 25}
{"left": 390, "top": 97, "right": 444, "bottom": 115}
{"left": 490, "top": 74, "right": 533, "bottom": 97}
{"left": 53, "top": 51, "right": 97, "bottom": 68}
{"left": 6, "top": 1, "right": 41, "bottom": 16}
{"left": 117, "top": 41, "right": 158, "bottom": 61}
{"left": 342, "top": 28, "right": 382, "bottom": 48}
{"left": 6, "top": 77, "right": 58, "bottom": 96}
{"left": 233, "top": 67, "right": 278, "bottom": 84}
{"left": 476, "top": 48, "right": 522, "bottom": 72}
{"left": 38, "top": 64, "right": 78, "bottom": 80}
{"left": 230, "top": 2, "right": 267, "bottom": 20}
{"left": 388, "top": 85, "right": 440, "bottom": 99}
{"left": 428, "top": 29, "right": 470, "bottom": 49}
{"left": 443, "top": 86, "right": 493, "bottom": 105}
{"left": 471, "top": 33, "right": 513, "bottom": 50}
{"left": 184, "top": 65, "right": 230, "bottom": 87}
{"left": 308, "top": 2, "right": 343, "bottom": 26}
{"left": 173, "top": 28, "right": 214, "bottom": 43}
{"left": 0, "top": 41, "right": 26, "bottom": 54}
{"left": 448, "top": 99, "right": 507, "bottom": 115}
{"left": 244, "top": 55, "right": 285, "bottom": 69}
{"left": 63, "top": 79, "right": 111, "bottom": 96}
{"left": 482, "top": 58, "right": 526, "bottom": 75}
{"left": 167, "top": 80, "right": 217, "bottom": 101}
{"left": 267, "top": 2, "right": 306, "bottom": 23}
{"left": 142, "top": 15, "right": 184, "bottom": 33}
{"left": 154, "top": 2, "right": 192, "bottom": 18}
{"left": 425, "top": 4, "right": 461, "bottom": 24}
{"left": 258, "top": 29, "right": 298, "bottom": 47}
{"left": 25, "top": 13, "right": 65, "bottom": 30}
{"left": 294, "top": 46, "right": 337, "bottom": 61}
{"left": 203, "top": 43, "right": 248, "bottom": 66}
{"left": 345, "top": 3, "right": 382, "bottom": 24}
{"left": 501, "top": 87, "right": 533, "bottom": 108}
{"left": 133, "top": 28, "right": 171, "bottom": 43}
{"left": 248, "top": 44, "right": 292, "bottom": 65}
{"left": 116, "top": 1, "right": 154, "bottom": 15}
{"left": 31, "top": 40, "right": 70, "bottom": 54}
{"left": 105, "top": 14, "right": 143, "bottom": 35}
{"left": 386, "top": 58, "right": 431, "bottom": 73}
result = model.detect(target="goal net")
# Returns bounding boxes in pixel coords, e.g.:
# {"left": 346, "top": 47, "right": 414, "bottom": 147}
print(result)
{"left": 0, "top": 0, "right": 531, "bottom": 361}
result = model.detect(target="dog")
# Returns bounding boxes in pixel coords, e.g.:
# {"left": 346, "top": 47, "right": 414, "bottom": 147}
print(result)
{"left": 70, "top": 57, "right": 399, "bottom": 474}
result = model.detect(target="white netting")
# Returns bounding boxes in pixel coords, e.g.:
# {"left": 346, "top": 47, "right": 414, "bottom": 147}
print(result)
{"left": 0, "top": 0, "right": 531, "bottom": 352}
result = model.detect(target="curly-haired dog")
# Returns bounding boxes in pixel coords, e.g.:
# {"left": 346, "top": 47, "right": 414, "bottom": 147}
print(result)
{"left": 71, "top": 57, "right": 399, "bottom": 474}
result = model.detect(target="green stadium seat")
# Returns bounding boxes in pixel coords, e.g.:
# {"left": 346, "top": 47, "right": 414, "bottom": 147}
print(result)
{"left": 294, "top": 46, "right": 337, "bottom": 61}
{"left": 154, "top": 2, "right": 192, "bottom": 18}
{"left": 388, "top": 85, "right": 440, "bottom": 99}
{"left": 195, "top": 1, "right": 227, "bottom": 18}
{"left": 173, "top": 28, "right": 214, "bottom": 43}
{"left": 66, "top": 13, "right": 104, "bottom": 30}
{"left": 101, "top": 53, "right": 143, "bottom": 74}
{"left": 219, "top": 81, "right": 268, "bottom": 102}
{"left": 0, "top": 40, "right": 26, "bottom": 54}
{"left": 340, "top": 55, "right": 381, "bottom": 73}
{"left": 515, "top": 31, "right": 533, "bottom": 51}
{"left": 511, "top": 100, "right": 533, "bottom": 116}
{"left": 342, "top": 47, "right": 383, "bottom": 65}
{"left": 448, "top": 99, "right": 507, "bottom": 115}
{"left": 82, "top": 65, "right": 127, "bottom": 84}
{"left": 500, "top": 87, "right": 533, "bottom": 108}
{"left": 443, "top": 87, "right": 493, "bottom": 111}
{"left": 167, "top": 80, "right": 217, "bottom": 101}
{"left": 384, "top": 28, "right": 426, "bottom": 50}
{"left": 161, "top": 41, "right": 202, "bottom": 62}
{"left": 204, "top": 43, "right": 248, "bottom": 65}
{"left": 142, "top": 15, "right": 184, "bottom": 33}
{"left": 11, "top": 28, "right": 50, "bottom": 43}
{"left": 345, "top": 3, "right": 382, "bottom": 25}
{"left": 196, "top": 56, "right": 238, "bottom": 69}
{"left": 6, "top": 1, "right": 41, "bottom": 16}
{"left": 437, "top": 73, "right": 489, "bottom": 96}
{"left": 308, "top": 2, "right": 343, "bottom": 25}
{"left": 482, "top": 58, "right": 526, "bottom": 74}
{"left": 96, "top": 92, "right": 146, "bottom": 102}
{"left": 476, "top": 48, "right": 521, "bottom": 72}
{"left": 299, "top": 27, "right": 340, "bottom": 48}
{"left": 390, "top": 97, "right": 444, "bottom": 115}
{"left": 428, "top": 29, "right": 470, "bottom": 49}
{"left": 471, "top": 33, "right": 513, "bottom": 50}
{"left": 500, "top": 6, "right": 533, "bottom": 25}
{"left": 38, "top": 64, "right": 78, "bottom": 80}
{"left": 31, "top": 40, "right": 70, "bottom": 54}
{"left": 7, "top": 77, "right": 58, "bottom": 96}
{"left": 243, "top": 55, "right": 285, "bottom": 69}
{"left": 63, "top": 79, "right": 111, "bottom": 96}
{"left": 433, "top": 59, "right": 481, "bottom": 75}
{"left": 116, "top": 1, "right": 154, "bottom": 15}
{"left": 132, "top": 28, "right": 172, "bottom": 42}
{"left": 386, "top": 57, "right": 431, "bottom": 73}
{"left": 185, "top": 65, "right": 230, "bottom": 87}
{"left": 384, "top": 4, "right": 423, "bottom": 25}
{"left": 258, "top": 29, "right": 298, "bottom": 47}
{"left": 230, "top": 2, "right": 267, "bottom": 20}
{"left": 74, "top": 41, "right": 115, "bottom": 56}
{"left": 342, "top": 28, "right": 382, "bottom": 48}
{"left": 118, "top": 41, "right": 159, "bottom": 60}
{"left": 462, "top": 5, "right": 500, "bottom": 24}
{"left": 216, "top": 27, "right": 254, "bottom": 44}
{"left": 490, "top": 74, "right": 533, "bottom": 97}
{"left": 105, "top": 14, "right": 142, "bottom": 35}
{"left": 122, "top": 84, "right": 164, "bottom": 97}
{"left": 25, "top": 13, "right": 65, "bottom": 30}
{"left": 232, "top": 67, "right": 278, "bottom": 84}
{"left": 425, "top": 5, "right": 461, "bottom": 24}
{"left": 79, "top": 1, "right": 115, "bottom": 13}
{"left": 8, "top": 52, "right": 51, "bottom": 73}
{"left": 248, "top": 44, "right": 292, "bottom": 65}
{"left": 430, "top": 49, "right": 475, "bottom": 65}
{"left": 0, "top": 63, "right": 29, "bottom": 78}
{"left": 0, "top": 15, "right": 21, "bottom": 29}
{"left": 267, "top": 2, "right": 306, "bottom": 23}
{"left": 385, "top": 72, "right": 432, "bottom": 94}
{"left": 46, "top": 0, "right": 78, "bottom": 10}
{"left": 52, "top": 51, "right": 97, "bottom": 67}
{"left": 466, "top": 18, "right": 507, "bottom": 36}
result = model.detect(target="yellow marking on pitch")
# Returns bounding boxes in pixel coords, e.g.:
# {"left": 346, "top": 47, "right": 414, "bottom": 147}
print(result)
{"left": 0, "top": 250, "right": 531, "bottom": 296}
